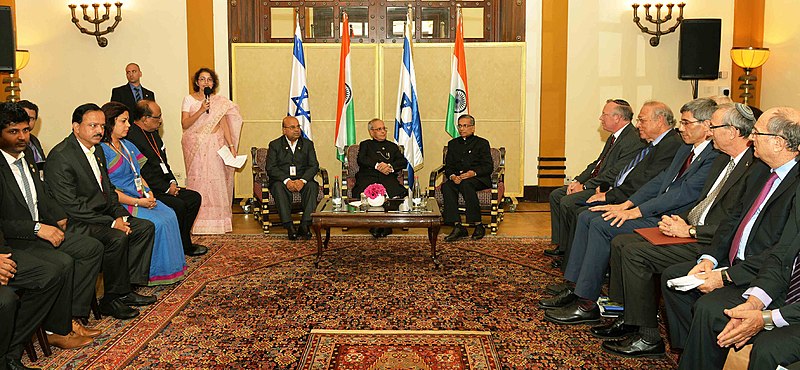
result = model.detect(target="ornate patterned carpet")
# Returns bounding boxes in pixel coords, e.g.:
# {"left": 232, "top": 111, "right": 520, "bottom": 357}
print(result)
{"left": 28, "top": 235, "right": 678, "bottom": 369}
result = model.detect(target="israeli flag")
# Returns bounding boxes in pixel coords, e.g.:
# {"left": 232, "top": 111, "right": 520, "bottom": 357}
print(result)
{"left": 394, "top": 9, "right": 423, "bottom": 189}
{"left": 288, "top": 16, "right": 312, "bottom": 140}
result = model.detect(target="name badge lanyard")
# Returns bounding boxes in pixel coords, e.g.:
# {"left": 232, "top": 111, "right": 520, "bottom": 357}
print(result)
{"left": 113, "top": 142, "right": 146, "bottom": 196}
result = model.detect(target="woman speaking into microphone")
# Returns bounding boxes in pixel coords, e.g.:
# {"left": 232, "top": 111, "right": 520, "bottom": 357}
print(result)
{"left": 180, "top": 67, "right": 243, "bottom": 234}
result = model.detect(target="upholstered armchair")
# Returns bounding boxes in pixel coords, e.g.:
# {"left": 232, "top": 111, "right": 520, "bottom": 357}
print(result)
{"left": 428, "top": 147, "right": 505, "bottom": 234}
{"left": 251, "top": 147, "right": 329, "bottom": 234}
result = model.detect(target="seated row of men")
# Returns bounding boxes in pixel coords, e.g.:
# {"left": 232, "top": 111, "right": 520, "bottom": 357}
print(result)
{"left": 0, "top": 100, "right": 207, "bottom": 370}
{"left": 547, "top": 97, "right": 800, "bottom": 369}
{"left": 271, "top": 114, "right": 494, "bottom": 241}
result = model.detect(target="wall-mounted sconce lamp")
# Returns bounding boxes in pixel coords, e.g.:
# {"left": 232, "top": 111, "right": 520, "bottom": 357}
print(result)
{"left": 730, "top": 47, "right": 770, "bottom": 105}
{"left": 68, "top": 2, "right": 123, "bottom": 47}
{"left": 3, "top": 50, "right": 30, "bottom": 102}
{"left": 632, "top": 3, "right": 685, "bottom": 47}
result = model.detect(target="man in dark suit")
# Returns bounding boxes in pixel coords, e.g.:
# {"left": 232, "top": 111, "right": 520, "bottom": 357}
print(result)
{"left": 442, "top": 114, "right": 495, "bottom": 242}
{"left": 16, "top": 100, "right": 45, "bottom": 173}
{"left": 0, "top": 102, "right": 105, "bottom": 349}
{"left": 549, "top": 101, "right": 683, "bottom": 271}
{"left": 600, "top": 103, "right": 759, "bottom": 357}
{"left": 267, "top": 116, "right": 319, "bottom": 240}
{"left": 547, "top": 99, "right": 645, "bottom": 257}
{"left": 666, "top": 107, "right": 800, "bottom": 369}
{"left": 0, "top": 231, "right": 65, "bottom": 370}
{"left": 110, "top": 63, "right": 155, "bottom": 112}
{"left": 352, "top": 118, "right": 408, "bottom": 238}
{"left": 543, "top": 97, "right": 719, "bottom": 324}
{"left": 46, "top": 103, "right": 157, "bottom": 320}
{"left": 127, "top": 100, "right": 206, "bottom": 256}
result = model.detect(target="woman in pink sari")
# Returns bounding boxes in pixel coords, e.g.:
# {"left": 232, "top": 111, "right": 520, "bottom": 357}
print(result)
{"left": 181, "top": 67, "right": 243, "bottom": 234}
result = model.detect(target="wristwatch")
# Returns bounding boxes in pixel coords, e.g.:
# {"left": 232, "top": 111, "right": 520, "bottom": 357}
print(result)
{"left": 720, "top": 269, "right": 733, "bottom": 286}
{"left": 33, "top": 222, "right": 41, "bottom": 235}
{"left": 688, "top": 226, "right": 697, "bottom": 238}
{"left": 762, "top": 310, "right": 775, "bottom": 331}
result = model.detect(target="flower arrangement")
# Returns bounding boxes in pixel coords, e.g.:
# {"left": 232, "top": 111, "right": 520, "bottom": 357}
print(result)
{"left": 363, "top": 183, "right": 387, "bottom": 200}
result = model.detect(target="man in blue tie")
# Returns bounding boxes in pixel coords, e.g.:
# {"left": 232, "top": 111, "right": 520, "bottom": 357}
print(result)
{"left": 110, "top": 63, "right": 156, "bottom": 112}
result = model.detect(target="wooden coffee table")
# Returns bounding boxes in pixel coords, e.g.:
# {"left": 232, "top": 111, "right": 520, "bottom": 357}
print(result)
{"left": 311, "top": 197, "right": 443, "bottom": 268}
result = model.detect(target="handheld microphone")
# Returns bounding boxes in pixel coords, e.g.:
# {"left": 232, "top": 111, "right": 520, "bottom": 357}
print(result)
{"left": 203, "top": 87, "right": 212, "bottom": 113}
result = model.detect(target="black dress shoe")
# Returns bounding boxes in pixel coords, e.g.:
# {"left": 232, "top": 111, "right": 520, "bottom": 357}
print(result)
{"left": 286, "top": 225, "right": 298, "bottom": 240}
{"left": 545, "top": 281, "right": 575, "bottom": 295}
{"left": 471, "top": 224, "right": 486, "bottom": 240}
{"left": 382, "top": 228, "right": 393, "bottom": 237}
{"left": 297, "top": 224, "right": 312, "bottom": 240}
{"left": 99, "top": 299, "right": 140, "bottom": 320}
{"left": 538, "top": 289, "right": 577, "bottom": 309}
{"left": 444, "top": 225, "right": 468, "bottom": 242}
{"left": 544, "top": 299, "right": 601, "bottom": 324}
{"left": 369, "top": 227, "right": 381, "bottom": 237}
{"left": 544, "top": 248, "right": 564, "bottom": 257}
{"left": 7, "top": 358, "right": 38, "bottom": 370}
{"left": 602, "top": 333, "right": 665, "bottom": 358}
{"left": 590, "top": 317, "right": 637, "bottom": 339}
{"left": 119, "top": 292, "right": 157, "bottom": 306}
{"left": 551, "top": 258, "right": 562, "bottom": 269}
{"left": 184, "top": 244, "right": 208, "bottom": 256}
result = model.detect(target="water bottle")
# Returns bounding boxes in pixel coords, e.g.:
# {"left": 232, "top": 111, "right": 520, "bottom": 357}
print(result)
{"left": 412, "top": 175, "right": 423, "bottom": 208}
{"left": 332, "top": 176, "right": 342, "bottom": 207}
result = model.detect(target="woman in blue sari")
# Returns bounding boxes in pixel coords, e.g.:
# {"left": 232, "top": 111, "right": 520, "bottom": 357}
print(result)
{"left": 100, "top": 102, "right": 186, "bottom": 285}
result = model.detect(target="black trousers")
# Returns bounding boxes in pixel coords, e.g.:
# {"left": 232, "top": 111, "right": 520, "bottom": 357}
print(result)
{"left": 608, "top": 233, "right": 699, "bottom": 328}
{"left": 1, "top": 248, "right": 64, "bottom": 361}
{"left": 9, "top": 232, "right": 103, "bottom": 332}
{"left": 442, "top": 178, "right": 488, "bottom": 225}
{"left": 748, "top": 324, "right": 800, "bottom": 370}
{"left": 155, "top": 188, "right": 202, "bottom": 250}
{"left": 68, "top": 217, "right": 155, "bottom": 300}
{"left": 549, "top": 186, "right": 593, "bottom": 247}
{"left": 270, "top": 180, "right": 319, "bottom": 224}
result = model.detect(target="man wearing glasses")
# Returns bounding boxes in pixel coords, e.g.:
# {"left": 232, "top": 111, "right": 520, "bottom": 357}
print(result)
{"left": 442, "top": 114, "right": 494, "bottom": 242}
{"left": 127, "top": 100, "right": 207, "bottom": 256}
{"left": 17, "top": 100, "right": 46, "bottom": 173}
{"left": 351, "top": 118, "right": 408, "bottom": 238}
{"left": 547, "top": 99, "right": 645, "bottom": 262}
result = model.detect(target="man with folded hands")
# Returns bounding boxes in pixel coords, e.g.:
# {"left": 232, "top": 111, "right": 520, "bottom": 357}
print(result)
{"left": 599, "top": 103, "right": 760, "bottom": 358}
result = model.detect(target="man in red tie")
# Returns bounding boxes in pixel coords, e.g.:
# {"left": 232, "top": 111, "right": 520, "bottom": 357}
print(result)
{"left": 666, "top": 107, "right": 800, "bottom": 369}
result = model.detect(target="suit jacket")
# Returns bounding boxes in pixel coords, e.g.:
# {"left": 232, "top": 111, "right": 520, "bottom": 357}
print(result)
{"left": 110, "top": 83, "right": 156, "bottom": 112}
{"left": 353, "top": 139, "right": 408, "bottom": 198}
{"left": 266, "top": 136, "right": 319, "bottom": 186}
{"left": 702, "top": 160, "right": 800, "bottom": 285}
{"left": 605, "top": 129, "right": 683, "bottom": 204}
{"left": 575, "top": 123, "right": 646, "bottom": 189}
{"left": 444, "top": 134, "right": 493, "bottom": 188}
{"left": 45, "top": 134, "right": 130, "bottom": 226}
{"left": 679, "top": 148, "right": 757, "bottom": 244}
{"left": 0, "top": 148, "right": 66, "bottom": 241}
{"left": 28, "top": 134, "right": 46, "bottom": 170}
{"left": 126, "top": 123, "right": 177, "bottom": 193}
{"left": 628, "top": 141, "right": 719, "bottom": 218}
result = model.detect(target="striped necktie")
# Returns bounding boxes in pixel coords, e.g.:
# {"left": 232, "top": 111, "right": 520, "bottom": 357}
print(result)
{"left": 590, "top": 135, "right": 616, "bottom": 178}
{"left": 615, "top": 143, "right": 652, "bottom": 187}
{"left": 134, "top": 87, "right": 142, "bottom": 102}
{"left": 687, "top": 159, "right": 735, "bottom": 225}
{"left": 13, "top": 159, "right": 36, "bottom": 218}
{"left": 785, "top": 253, "right": 800, "bottom": 304}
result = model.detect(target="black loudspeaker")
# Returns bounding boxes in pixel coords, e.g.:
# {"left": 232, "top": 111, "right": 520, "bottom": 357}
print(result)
{"left": 0, "top": 6, "right": 14, "bottom": 72}
{"left": 678, "top": 19, "right": 721, "bottom": 80}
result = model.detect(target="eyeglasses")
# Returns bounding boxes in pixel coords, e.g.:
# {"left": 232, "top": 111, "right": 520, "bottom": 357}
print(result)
{"left": 709, "top": 124, "right": 731, "bottom": 130}
{"left": 751, "top": 127, "right": 784, "bottom": 139}
{"left": 370, "top": 127, "right": 387, "bottom": 132}
{"left": 146, "top": 115, "right": 162, "bottom": 120}
{"left": 197, "top": 77, "right": 214, "bottom": 82}
{"left": 457, "top": 124, "right": 474, "bottom": 128}
{"left": 679, "top": 119, "right": 704, "bottom": 126}
{"left": 635, "top": 118, "right": 652, "bottom": 124}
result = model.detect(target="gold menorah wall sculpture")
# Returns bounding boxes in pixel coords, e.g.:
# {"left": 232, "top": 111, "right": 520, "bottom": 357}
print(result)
{"left": 632, "top": 3, "right": 685, "bottom": 47}
{"left": 68, "top": 2, "right": 123, "bottom": 48}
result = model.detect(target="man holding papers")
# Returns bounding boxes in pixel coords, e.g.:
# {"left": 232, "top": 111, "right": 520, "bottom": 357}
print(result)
{"left": 267, "top": 116, "right": 320, "bottom": 240}
{"left": 669, "top": 107, "right": 800, "bottom": 369}
{"left": 128, "top": 100, "right": 207, "bottom": 256}
{"left": 599, "top": 103, "right": 758, "bottom": 357}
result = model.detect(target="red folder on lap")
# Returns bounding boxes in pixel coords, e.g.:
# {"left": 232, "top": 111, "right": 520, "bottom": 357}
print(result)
{"left": 634, "top": 227, "right": 696, "bottom": 246}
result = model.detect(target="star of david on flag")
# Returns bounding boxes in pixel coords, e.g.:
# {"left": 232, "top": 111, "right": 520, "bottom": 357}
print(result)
{"left": 288, "top": 15, "right": 312, "bottom": 140}
{"left": 394, "top": 7, "right": 424, "bottom": 189}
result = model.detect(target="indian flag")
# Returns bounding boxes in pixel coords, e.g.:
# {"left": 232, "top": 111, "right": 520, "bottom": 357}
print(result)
{"left": 445, "top": 7, "right": 469, "bottom": 139}
{"left": 335, "top": 12, "right": 356, "bottom": 162}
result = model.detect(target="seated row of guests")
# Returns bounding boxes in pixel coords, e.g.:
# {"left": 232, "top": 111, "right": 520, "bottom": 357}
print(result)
{"left": 0, "top": 99, "right": 209, "bottom": 370}
{"left": 544, "top": 97, "right": 800, "bottom": 369}
{"left": 269, "top": 114, "right": 494, "bottom": 241}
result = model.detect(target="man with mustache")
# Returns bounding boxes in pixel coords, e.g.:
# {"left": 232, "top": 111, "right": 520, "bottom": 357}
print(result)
{"left": 46, "top": 103, "right": 157, "bottom": 320}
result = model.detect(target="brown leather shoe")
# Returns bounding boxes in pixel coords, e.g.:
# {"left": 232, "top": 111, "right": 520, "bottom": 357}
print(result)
{"left": 47, "top": 331, "right": 92, "bottom": 349}
{"left": 72, "top": 319, "right": 102, "bottom": 338}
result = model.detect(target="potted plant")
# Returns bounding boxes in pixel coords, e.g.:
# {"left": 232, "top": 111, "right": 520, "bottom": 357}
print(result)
{"left": 364, "top": 183, "right": 388, "bottom": 207}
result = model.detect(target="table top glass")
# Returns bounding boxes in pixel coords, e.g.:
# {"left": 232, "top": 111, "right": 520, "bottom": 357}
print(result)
{"left": 314, "top": 197, "right": 440, "bottom": 216}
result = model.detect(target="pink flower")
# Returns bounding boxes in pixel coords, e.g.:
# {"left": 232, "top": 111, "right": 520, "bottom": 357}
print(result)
{"left": 363, "top": 183, "right": 387, "bottom": 199}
